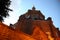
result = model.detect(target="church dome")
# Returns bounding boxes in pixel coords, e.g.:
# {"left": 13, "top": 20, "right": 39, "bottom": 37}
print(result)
{"left": 19, "top": 7, "right": 45, "bottom": 20}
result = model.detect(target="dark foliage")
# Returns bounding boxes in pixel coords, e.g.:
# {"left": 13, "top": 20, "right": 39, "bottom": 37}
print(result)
{"left": 0, "top": 0, "right": 12, "bottom": 22}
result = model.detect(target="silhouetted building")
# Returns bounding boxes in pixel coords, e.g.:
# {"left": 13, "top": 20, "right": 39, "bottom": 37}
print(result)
{"left": 14, "top": 6, "right": 60, "bottom": 40}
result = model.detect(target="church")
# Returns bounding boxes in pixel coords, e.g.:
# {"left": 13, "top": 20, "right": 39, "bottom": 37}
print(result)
{"left": 13, "top": 6, "right": 60, "bottom": 40}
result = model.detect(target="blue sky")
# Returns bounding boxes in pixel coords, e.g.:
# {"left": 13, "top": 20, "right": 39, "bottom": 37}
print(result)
{"left": 3, "top": 0, "right": 60, "bottom": 29}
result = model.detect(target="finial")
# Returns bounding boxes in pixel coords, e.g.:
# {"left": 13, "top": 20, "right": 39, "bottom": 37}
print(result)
{"left": 32, "top": 5, "right": 36, "bottom": 10}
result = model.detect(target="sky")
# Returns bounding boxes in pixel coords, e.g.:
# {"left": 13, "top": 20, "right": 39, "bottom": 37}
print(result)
{"left": 3, "top": 0, "right": 60, "bottom": 29}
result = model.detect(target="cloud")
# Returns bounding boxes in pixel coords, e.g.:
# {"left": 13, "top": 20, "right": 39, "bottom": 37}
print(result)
{"left": 3, "top": 0, "right": 22, "bottom": 25}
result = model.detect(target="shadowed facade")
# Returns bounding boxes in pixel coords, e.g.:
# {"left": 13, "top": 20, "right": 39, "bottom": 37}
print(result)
{"left": 14, "top": 7, "right": 60, "bottom": 40}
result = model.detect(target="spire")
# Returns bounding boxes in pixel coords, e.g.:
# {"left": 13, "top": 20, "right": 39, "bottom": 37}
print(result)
{"left": 32, "top": 6, "right": 36, "bottom": 10}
